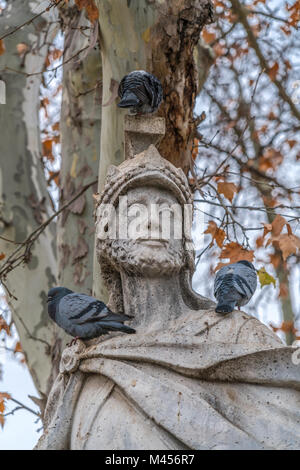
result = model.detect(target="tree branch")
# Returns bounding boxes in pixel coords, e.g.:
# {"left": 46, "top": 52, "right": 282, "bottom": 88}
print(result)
{"left": 0, "top": 179, "right": 98, "bottom": 293}
{"left": 230, "top": 0, "right": 300, "bottom": 122}
{"left": 0, "top": 0, "right": 64, "bottom": 41}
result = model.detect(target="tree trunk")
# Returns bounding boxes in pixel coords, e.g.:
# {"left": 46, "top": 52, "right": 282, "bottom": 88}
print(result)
{"left": 0, "top": 0, "right": 59, "bottom": 397}
{"left": 57, "top": 3, "right": 101, "bottom": 294}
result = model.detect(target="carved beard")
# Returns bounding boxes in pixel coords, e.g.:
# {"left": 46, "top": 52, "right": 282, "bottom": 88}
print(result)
{"left": 105, "top": 238, "right": 185, "bottom": 276}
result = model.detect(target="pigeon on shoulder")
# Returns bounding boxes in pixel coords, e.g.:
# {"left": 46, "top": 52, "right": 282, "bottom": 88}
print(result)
{"left": 214, "top": 260, "right": 257, "bottom": 314}
{"left": 47, "top": 287, "right": 135, "bottom": 341}
{"left": 118, "top": 70, "right": 163, "bottom": 114}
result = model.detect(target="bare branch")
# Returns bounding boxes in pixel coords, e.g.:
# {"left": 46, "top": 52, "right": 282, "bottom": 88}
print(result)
{"left": 0, "top": 0, "right": 64, "bottom": 41}
{"left": 0, "top": 179, "right": 98, "bottom": 293}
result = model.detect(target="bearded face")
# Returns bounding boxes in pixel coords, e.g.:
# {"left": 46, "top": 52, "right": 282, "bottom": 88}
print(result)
{"left": 98, "top": 186, "right": 186, "bottom": 277}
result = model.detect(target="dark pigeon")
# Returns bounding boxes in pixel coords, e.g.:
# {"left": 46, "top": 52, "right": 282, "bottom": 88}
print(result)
{"left": 214, "top": 260, "right": 257, "bottom": 314}
{"left": 47, "top": 287, "right": 135, "bottom": 340}
{"left": 118, "top": 70, "right": 163, "bottom": 114}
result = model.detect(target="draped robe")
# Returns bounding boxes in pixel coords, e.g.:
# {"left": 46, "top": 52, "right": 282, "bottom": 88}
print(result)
{"left": 36, "top": 309, "right": 300, "bottom": 450}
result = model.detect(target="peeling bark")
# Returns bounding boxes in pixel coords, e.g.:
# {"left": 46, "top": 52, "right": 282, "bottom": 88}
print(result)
{"left": 57, "top": 3, "right": 101, "bottom": 293}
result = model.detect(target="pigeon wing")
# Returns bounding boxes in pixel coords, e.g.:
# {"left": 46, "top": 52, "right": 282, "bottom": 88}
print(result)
{"left": 214, "top": 265, "right": 233, "bottom": 298}
{"left": 59, "top": 293, "right": 110, "bottom": 325}
{"left": 59, "top": 293, "right": 131, "bottom": 326}
{"left": 132, "top": 80, "right": 151, "bottom": 104}
{"left": 149, "top": 74, "right": 163, "bottom": 109}
{"left": 232, "top": 263, "right": 257, "bottom": 301}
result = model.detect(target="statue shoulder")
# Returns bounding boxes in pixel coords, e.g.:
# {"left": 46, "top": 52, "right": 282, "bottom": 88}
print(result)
{"left": 172, "top": 308, "right": 284, "bottom": 349}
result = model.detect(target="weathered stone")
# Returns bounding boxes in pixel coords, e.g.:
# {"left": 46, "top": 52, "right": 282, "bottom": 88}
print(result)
{"left": 36, "top": 118, "right": 300, "bottom": 451}
{"left": 124, "top": 114, "right": 166, "bottom": 159}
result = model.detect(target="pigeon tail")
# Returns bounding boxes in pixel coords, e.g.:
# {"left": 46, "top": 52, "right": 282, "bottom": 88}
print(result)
{"left": 215, "top": 301, "right": 236, "bottom": 314}
{"left": 101, "top": 321, "right": 136, "bottom": 334}
{"left": 118, "top": 90, "right": 140, "bottom": 108}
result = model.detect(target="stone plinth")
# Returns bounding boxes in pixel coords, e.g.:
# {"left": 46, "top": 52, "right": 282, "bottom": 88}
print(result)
{"left": 124, "top": 114, "right": 165, "bottom": 159}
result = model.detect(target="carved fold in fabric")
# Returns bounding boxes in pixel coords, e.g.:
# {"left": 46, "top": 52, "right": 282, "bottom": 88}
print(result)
{"left": 36, "top": 320, "right": 300, "bottom": 450}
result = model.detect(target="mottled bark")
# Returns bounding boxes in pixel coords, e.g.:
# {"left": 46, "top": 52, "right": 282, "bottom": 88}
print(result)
{"left": 57, "top": 3, "right": 101, "bottom": 294}
{"left": 95, "top": 0, "right": 213, "bottom": 186}
{"left": 0, "top": 0, "right": 61, "bottom": 396}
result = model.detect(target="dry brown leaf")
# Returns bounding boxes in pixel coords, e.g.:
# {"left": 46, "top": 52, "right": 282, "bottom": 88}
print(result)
{"left": 202, "top": 29, "right": 216, "bottom": 43}
{"left": 217, "top": 181, "right": 238, "bottom": 202}
{"left": 14, "top": 341, "right": 23, "bottom": 353}
{"left": 75, "top": 0, "right": 98, "bottom": 22}
{"left": 52, "top": 49, "right": 63, "bottom": 61}
{"left": 0, "top": 392, "right": 11, "bottom": 427}
{"left": 272, "top": 233, "right": 300, "bottom": 260}
{"left": 0, "top": 39, "right": 5, "bottom": 56}
{"left": 259, "top": 148, "right": 283, "bottom": 172}
{"left": 0, "top": 392, "right": 11, "bottom": 401}
{"left": 0, "top": 316, "right": 10, "bottom": 335}
{"left": 268, "top": 62, "right": 279, "bottom": 81}
{"left": 191, "top": 138, "right": 200, "bottom": 161}
{"left": 42, "top": 139, "right": 54, "bottom": 161}
{"left": 204, "top": 221, "right": 226, "bottom": 248}
{"left": 271, "top": 214, "right": 286, "bottom": 237}
{"left": 287, "top": 140, "right": 297, "bottom": 149}
{"left": 256, "top": 236, "right": 264, "bottom": 248}
{"left": 215, "top": 242, "right": 254, "bottom": 271}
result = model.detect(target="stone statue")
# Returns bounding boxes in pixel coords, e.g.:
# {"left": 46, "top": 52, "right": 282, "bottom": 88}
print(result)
{"left": 36, "top": 119, "right": 300, "bottom": 450}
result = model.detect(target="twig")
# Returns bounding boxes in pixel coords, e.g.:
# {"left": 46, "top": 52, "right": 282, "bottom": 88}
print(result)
{"left": 75, "top": 79, "right": 102, "bottom": 98}
{"left": 2, "top": 45, "right": 89, "bottom": 78}
{"left": 0, "top": 0, "right": 64, "bottom": 41}
{"left": 231, "top": 0, "right": 300, "bottom": 122}
{"left": 10, "top": 308, "right": 51, "bottom": 350}
{"left": 0, "top": 236, "right": 22, "bottom": 245}
{"left": 3, "top": 397, "right": 40, "bottom": 418}
{"left": 0, "top": 179, "right": 98, "bottom": 290}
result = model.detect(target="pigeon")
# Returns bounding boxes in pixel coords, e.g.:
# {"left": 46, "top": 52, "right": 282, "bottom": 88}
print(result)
{"left": 214, "top": 260, "right": 257, "bottom": 314}
{"left": 118, "top": 70, "right": 163, "bottom": 114}
{"left": 47, "top": 287, "right": 135, "bottom": 341}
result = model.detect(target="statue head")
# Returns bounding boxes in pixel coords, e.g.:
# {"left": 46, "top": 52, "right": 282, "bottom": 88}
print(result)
{"left": 95, "top": 145, "right": 207, "bottom": 313}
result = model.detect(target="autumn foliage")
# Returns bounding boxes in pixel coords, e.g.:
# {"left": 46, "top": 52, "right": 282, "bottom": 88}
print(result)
{"left": 195, "top": 0, "right": 300, "bottom": 341}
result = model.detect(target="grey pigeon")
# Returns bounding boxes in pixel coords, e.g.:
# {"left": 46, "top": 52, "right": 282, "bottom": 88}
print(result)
{"left": 214, "top": 260, "right": 257, "bottom": 314}
{"left": 118, "top": 70, "right": 163, "bottom": 114}
{"left": 47, "top": 287, "right": 135, "bottom": 340}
